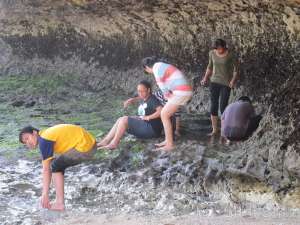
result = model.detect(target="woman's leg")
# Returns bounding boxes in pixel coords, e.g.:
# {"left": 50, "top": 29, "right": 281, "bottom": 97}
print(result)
{"left": 156, "top": 103, "right": 179, "bottom": 151}
{"left": 104, "top": 116, "right": 129, "bottom": 149}
{"left": 97, "top": 117, "right": 122, "bottom": 147}
{"left": 209, "top": 83, "right": 221, "bottom": 135}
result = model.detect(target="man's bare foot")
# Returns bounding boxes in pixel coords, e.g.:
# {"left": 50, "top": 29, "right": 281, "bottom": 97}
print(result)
{"left": 154, "top": 141, "right": 166, "bottom": 147}
{"left": 207, "top": 131, "right": 218, "bottom": 137}
{"left": 155, "top": 145, "right": 174, "bottom": 152}
{"left": 99, "top": 143, "right": 118, "bottom": 150}
{"left": 220, "top": 136, "right": 227, "bottom": 144}
{"left": 97, "top": 139, "right": 109, "bottom": 148}
{"left": 50, "top": 202, "right": 65, "bottom": 211}
{"left": 225, "top": 139, "right": 231, "bottom": 146}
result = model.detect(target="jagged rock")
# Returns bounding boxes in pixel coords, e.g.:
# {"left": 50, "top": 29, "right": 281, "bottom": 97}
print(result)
{"left": 11, "top": 100, "right": 25, "bottom": 107}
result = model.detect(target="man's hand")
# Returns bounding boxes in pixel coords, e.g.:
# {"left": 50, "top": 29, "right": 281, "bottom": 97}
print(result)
{"left": 41, "top": 193, "right": 51, "bottom": 209}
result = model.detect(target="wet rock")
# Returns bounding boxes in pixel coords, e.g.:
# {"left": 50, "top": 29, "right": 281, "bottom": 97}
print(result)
{"left": 11, "top": 100, "right": 25, "bottom": 107}
{"left": 24, "top": 100, "right": 36, "bottom": 108}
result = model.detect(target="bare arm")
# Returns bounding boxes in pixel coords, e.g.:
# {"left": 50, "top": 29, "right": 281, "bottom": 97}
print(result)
{"left": 41, "top": 159, "right": 52, "bottom": 209}
{"left": 201, "top": 51, "right": 213, "bottom": 86}
{"left": 201, "top": 68, "right": 213, "bottom": 85}
{"left": 123, "top": 96, "right": 141, "bottom": 108}
{"left": 229, "top": 56, "right": 240, "bottom": 88}
{"left": 142, "top": 106, "right": 163, "bottom": 121}
{"left": 229, "top": 69, "right": 239, "bottom": 88}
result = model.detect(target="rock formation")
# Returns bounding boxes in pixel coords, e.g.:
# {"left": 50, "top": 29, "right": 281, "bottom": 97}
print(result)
{"left": 0, "top": 0, "right": 299, "bottom": 207}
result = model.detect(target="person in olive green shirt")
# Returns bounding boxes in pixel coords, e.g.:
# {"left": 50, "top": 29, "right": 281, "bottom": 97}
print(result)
{"left": 201, "top": 39, "right": 239, "bottom": 136}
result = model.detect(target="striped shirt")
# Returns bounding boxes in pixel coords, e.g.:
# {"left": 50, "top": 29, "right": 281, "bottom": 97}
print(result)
{"left": 152, "top": 62, "right": 192, "bottom": 97}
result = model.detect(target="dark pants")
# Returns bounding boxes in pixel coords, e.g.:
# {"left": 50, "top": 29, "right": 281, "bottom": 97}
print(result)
{"left": 244, "top": 115, "right": 263, "bottom": 139}
{"left": 210, "top": 82, "right": 231, "bottom": 116}
{"left": 128, "top": 117, "right": 161, "bottom": 139}
{"left": 51, "top": 145, "right": 96, "bottom": 174}
{"left": 227, "top": 115, "right": 263, "bottom": 141}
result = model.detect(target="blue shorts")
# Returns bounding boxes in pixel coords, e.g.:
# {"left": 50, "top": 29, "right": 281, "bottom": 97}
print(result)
{"left": 51, "top": 145, "right": 96, "bottom": 174}
{"left": 128, "top": 117, "right": 160, "bottom": 139}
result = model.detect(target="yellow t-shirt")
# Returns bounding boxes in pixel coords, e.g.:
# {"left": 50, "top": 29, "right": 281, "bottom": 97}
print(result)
{"left": 39, "top": 124, "right": 95, "bottom": 156}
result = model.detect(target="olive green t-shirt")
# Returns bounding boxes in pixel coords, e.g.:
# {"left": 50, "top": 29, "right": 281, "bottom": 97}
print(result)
{"left": 207, "top": 50, "right": 238, "bottom": 86}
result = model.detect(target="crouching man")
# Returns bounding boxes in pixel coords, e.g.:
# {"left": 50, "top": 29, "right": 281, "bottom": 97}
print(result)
{"left": 221, "top": 96, "right": 262, "bottom": 143}
{"left": 19, "top": 124, "right": 96, "bottom": 211}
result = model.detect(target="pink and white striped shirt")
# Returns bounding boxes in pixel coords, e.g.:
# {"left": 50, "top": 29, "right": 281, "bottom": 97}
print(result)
{"left": 152, "top": 62, "right": 192, "bottom": 97}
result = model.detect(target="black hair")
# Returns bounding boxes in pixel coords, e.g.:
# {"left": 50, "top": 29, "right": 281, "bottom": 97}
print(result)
{"left": 141, "top": 56, "right": 157, "bottom": 69}
{"left": 213, "top": 39, "right": 227, "bottom": 49}
{"left": 238, "top": 96, "right": 251, "bottom": 103}
{"left": 19, "top": 126, "right": 39, "bottom": 143}
{"left": 138, "top": 80, "right": 152, "bottom": 93}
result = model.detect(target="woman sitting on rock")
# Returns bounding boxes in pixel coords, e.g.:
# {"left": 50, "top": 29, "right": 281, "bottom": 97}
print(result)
{"left": 97, "top": 80, "right": 163, "bottom": 150}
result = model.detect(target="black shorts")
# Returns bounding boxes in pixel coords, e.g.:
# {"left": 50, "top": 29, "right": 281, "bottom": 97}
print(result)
{"left": 128, "top": 117, "right": 160, "bottom": 139}
{"left": 51, "top": 145, "right": 96, "bottom": 174}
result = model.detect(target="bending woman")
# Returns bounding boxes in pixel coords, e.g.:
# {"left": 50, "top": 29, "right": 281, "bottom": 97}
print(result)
{"left": 142, "top": 57, "right": 192, "bottom": 151}
{"left": 97, "top": 80, "right": 163, "bottom": 150}
{"left": 201, "top": 39, "right": 239, "bottom": 136}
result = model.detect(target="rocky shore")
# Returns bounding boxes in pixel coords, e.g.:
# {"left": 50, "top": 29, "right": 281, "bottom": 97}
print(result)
{"left": 0, "top": 0, "right": 299, "bottom": 216}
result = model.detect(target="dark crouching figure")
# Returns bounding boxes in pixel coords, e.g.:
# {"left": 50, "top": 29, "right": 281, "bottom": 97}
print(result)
{"left": 221, "top": 96, "right": 262, "bottom": 142}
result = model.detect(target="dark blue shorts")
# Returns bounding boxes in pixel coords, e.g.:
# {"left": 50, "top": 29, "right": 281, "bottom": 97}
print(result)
{"left": 51, "top": 146, "right": 96, "bottom": 174}
{"left": 128, "top": 117, "right": 160, "bottom": 139}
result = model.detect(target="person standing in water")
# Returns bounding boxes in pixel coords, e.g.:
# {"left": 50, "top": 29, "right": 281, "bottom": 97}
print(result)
{"left": 201, "top": 39, "right": 239, "bottom": 136}
{"left": 142, "top": 57, "right": 192, "bottom": 151}
{"left": 19, "top": 124, "right": 96, "bottom": 211}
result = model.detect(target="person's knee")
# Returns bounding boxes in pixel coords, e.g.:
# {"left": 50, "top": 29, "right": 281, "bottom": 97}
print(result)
{"left": 120, "top": 116, "right": 129, "bottom": 125}
{"left": 117, "top": 116, "right": 127, "bottom": 123}
{"left": 120, "top": 116, "right": 128, "bottom": 121}
{"left": 115, "top": 117, "right": 123, "bottom": 126}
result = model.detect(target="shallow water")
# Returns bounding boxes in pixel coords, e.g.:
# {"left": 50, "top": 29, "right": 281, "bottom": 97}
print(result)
{"left": 0, "top": 82, "right": 127, "bottom": 224}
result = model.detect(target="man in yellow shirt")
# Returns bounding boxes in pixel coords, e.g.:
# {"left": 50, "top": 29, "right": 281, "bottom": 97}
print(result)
{"left": 19, "top": 124, "right": 96, "bottom": 211}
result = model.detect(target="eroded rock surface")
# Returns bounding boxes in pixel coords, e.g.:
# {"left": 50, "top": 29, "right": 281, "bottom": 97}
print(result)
{"left": 0, "top": 0, "right": 299, "bottom": 208}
